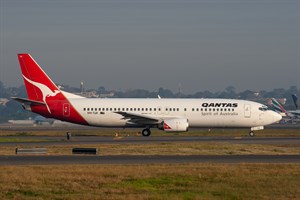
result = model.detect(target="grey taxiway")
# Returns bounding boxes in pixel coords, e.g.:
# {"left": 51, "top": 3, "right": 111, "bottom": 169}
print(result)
{"left": 0, "top": 135, "right": 299, "bottom": 165}
{"left": 0, "top": 123, "right": 299, "bottom": 165}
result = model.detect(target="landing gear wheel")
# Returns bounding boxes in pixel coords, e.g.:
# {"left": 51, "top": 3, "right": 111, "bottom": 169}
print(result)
{"left": 249, "top": 131, "right": 255, "bottom": 137}
{"left": 142, "top": 128, "right": 151, "bottom": 137}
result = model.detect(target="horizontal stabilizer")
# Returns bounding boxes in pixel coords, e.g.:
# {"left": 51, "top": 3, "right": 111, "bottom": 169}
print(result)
{"left": 11, "top": 97, "right": 46, "bottom": 106}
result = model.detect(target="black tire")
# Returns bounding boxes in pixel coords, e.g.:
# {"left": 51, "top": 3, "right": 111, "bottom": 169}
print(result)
{"left": 142, "top": 129, "right": 151, "bottom": 137}
{"left": 249, "top": 131, "right": 255, "bottom": 137}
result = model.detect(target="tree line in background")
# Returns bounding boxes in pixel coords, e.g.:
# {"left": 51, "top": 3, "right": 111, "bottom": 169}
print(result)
{"left": 0, "top": 81, "right": 299, "bottom": 122}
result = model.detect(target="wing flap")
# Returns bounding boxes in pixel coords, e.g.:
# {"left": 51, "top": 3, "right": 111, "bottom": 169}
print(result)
{"left": 115, "top": 111, "right": 161, "bottom": 125}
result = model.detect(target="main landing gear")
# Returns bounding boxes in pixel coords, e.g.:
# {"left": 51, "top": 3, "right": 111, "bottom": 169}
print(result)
{"left": 249, "top": 131, "right": 255, "bottom": 137}
{"left": 142, "top": 128, "right": 151, "bottom": 137}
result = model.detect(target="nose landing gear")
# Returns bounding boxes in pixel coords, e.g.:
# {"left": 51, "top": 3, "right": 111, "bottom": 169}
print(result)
{"left": 249, "top": 126, "right": 264, "bottom": 137}
{"left": 249, "top": 131, "right": 255, "bottom": 137}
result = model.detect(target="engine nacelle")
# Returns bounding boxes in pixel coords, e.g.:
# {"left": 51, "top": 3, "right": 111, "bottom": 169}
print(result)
{"left": 159, "top": 118, "right": 189, "bottom": 132}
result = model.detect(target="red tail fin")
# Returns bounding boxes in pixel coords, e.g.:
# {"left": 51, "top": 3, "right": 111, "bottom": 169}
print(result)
{"left": 18, "top": 54, "right": 60, "bottom": 102}
{"left": 18, "top": 54, "right": 65, "bottom": 115}
{"left": 16, "top": 54, "right": 88, "bottom": 125}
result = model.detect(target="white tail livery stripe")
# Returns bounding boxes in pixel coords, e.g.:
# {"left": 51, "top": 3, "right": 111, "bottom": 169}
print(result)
{"left": 23, "top": 75, "right": 60, "bottom": 113}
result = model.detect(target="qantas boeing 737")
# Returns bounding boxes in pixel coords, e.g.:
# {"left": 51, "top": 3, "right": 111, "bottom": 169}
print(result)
{"left": 12, "top": 54, "right": 282, "bottom": 137}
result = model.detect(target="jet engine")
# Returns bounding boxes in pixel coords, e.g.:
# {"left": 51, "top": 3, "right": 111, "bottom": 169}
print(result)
{"left": 158, "top": 118, "right": 189, "bottom": 132}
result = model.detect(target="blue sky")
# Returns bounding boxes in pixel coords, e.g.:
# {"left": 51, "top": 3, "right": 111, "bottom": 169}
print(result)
{"left": 0, "top": 0, "right": 299, "bottom": 93}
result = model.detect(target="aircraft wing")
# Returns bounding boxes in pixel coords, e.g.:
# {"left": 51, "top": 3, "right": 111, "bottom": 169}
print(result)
{"left": 115, "top": 112, "right": 162, "bottom": 125}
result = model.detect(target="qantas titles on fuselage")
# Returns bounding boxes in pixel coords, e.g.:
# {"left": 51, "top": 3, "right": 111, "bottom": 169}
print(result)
{"left": 202, "top": 103, "right": 238, "bottom": 107}
{"left": 12, "top": 54, "right": 282, "bottom": 137}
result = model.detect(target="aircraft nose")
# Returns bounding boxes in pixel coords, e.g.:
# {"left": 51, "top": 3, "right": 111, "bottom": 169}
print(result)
{"left": 272, "top": 111, "right": 282, "bottom": 123}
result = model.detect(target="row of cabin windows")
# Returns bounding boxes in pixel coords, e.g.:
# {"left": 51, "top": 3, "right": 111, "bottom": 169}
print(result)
{"left": 192, "top": 108, "right": 235, "bottom": 112}
{"left": 83, "top": 107, "right": 234, "bottom": 112}
{"left": 84, "top": 107, "right": 161, "bottom": 112}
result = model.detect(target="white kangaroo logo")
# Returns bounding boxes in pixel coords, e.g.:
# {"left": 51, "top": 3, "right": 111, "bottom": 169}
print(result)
{"left": 23, "top": 75, "right": 60, "bottom": 113}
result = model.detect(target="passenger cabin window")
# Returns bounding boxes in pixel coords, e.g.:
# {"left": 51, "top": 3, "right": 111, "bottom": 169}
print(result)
{"left": 259, "top": 106, "right": 268, "bottom": 111}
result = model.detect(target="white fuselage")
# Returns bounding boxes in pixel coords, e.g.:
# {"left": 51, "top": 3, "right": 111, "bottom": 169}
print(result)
{"left": 15, "top": 53, "right": 283, "bottom": 137}
{"left": 66, "top": 98, "right": 281, "bottom": 129}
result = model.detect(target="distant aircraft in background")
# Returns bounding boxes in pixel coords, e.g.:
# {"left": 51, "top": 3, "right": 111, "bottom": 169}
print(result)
{"left": 271, "top": 98, "right": 300, "bottom": 119}
{"left": 8, "top": 116, "right": 55, "bottom": 125}
{"left": 12, "top": 54, "right": 281, "bottom": 137}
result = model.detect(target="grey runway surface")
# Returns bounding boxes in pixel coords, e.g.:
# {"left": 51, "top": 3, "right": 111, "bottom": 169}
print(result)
{"left": 1, "top": 125, "right": 299, "bottom": 165}
{"left": 0, "top": 155, "right": 300, "bottom": 165}
{"left": 1, "top": 134, "right": 300, "bottom": 166}
{"left": 1, "top": 136, "right": 300, "bottom": 146}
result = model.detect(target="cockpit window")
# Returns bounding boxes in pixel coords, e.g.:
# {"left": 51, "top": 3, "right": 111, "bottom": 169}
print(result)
{"left": 259, "top": 106, "right": 268, "bottom": 111}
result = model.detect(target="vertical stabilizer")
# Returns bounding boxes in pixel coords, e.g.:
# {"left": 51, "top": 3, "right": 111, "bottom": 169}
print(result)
{"left": 16, "top": 54, "right": 88, "bottom": 125}
{"left": 18, "top": 54, "right": 61, "bottom": 102}
{"left": 292, "top": 94, "right": 299, "bottom": 109}
{"left": 271, "top": 98, "right": 288, "bottom": 115}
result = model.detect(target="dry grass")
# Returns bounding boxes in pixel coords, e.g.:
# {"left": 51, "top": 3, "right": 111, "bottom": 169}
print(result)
{"left": 0, "top": 128, "right": 299, "bottom": 199}
{"left": 0, "top": 142, "right": 300, "bottom": 156}
{"left": 0, "top": 163, "right": 299, "bottom": 199}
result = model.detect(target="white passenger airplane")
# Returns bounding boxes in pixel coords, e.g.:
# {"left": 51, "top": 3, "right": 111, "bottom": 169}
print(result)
{"left": 12, "top": 54, "right": 282, "bottom": 137}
